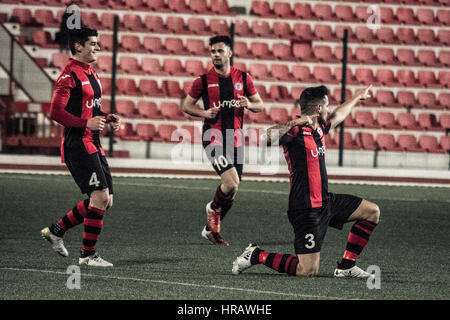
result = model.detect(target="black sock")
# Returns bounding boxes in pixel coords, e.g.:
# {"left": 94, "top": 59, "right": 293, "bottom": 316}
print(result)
{"left": 338, "top": 258, "right": 356, "bottom": 269}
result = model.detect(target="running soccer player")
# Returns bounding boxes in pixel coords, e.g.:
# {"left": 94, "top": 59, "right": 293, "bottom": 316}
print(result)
{"left": 182, "top": 35, "right": 264, "bottom": 246}
{"left": 232, "top": 85, "right": 381, "bottom": 278}
{"left": 40, "top": 27, "right": 120, "bottom": 267}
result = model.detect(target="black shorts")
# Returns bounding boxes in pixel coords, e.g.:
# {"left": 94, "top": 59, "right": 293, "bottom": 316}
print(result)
{"left": 287, "top": 193, "right": 363, "bottom": 254}
{"left": 65, "top": 151, "right": 113, "bottom": 196}
{"left": 203, "top": 144, "right": 244, "bottom": 180}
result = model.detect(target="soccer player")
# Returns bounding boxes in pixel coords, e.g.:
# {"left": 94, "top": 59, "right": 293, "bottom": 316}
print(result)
{"left": 40, "top": 27, "right": 120, "bottom": 267}
{"left": 182, "top": 35, "right": 264, "bottom": 246}
{"left": 232, "top": 85, "right": 381, "bottom": 277}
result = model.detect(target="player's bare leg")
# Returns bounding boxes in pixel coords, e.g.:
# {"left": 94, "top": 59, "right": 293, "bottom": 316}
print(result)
{"left": 296, "top": 252, "right": 320, "bottom": 276}
{"left": 335, "top": 200, "right": 380, "bottom": 277}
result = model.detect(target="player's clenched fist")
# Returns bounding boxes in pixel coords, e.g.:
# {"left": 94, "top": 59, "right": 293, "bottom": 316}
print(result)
{"left": 203, "top": 106, "right": 220, "bottom": 119}
{"left": 106, "top": 113, "right": 121, "bottom": 131}
{"left": 87, "top": 116, "right": 106, "bottom": 131}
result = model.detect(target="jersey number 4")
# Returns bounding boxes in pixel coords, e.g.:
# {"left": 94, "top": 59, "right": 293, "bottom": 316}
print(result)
{"left": 89, "top": 172, "right": 100, "bottom": 187}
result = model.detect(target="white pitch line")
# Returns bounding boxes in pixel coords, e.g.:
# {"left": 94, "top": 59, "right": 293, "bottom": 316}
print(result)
{"left": 0, "top": 267, "right": 353, "bottom": 300}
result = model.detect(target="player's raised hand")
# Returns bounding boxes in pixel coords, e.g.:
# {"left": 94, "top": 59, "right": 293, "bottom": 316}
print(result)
{"left": 106, "top": 113, "right": 121, "bottom": 131}
{"left": 203, "top": 106, "right": 220, "bottom": 119}
{"left": 355, "top": 85, "right": 372, "bottom": 100}
{"left": 87, "top": 116, "right": 106, "bottom": 131}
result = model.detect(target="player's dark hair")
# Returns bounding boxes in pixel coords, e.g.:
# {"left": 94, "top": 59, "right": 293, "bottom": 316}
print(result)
{"left": 209, "top": 35, "right": 232, "bottom": 48}
{"left": 299, "top": 85, "right": 328, "bottom": 115}
{"left": 68, "top": 26, "right": 98, "bottom": 55}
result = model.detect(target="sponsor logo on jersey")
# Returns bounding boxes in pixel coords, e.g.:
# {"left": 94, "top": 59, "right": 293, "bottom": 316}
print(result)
{"left": 311, "top": 145, "right": 326, "bottom": 158}
{"left": 212, "top": 99, "right": 241, "bottom": 109}
{"left": 86, "top": 98, "right": 101, "bottom": 109}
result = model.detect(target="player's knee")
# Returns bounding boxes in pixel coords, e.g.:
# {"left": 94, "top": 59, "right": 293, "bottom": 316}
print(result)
{"left": 91, "top": 190, "right": 110, "bottom": 209}
{"left": 222, "top": 181, "right": 239, "bottom": 195}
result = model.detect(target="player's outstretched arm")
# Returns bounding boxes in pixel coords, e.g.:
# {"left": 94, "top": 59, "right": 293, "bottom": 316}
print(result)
{"left": 329, "top": 85, "right": 372, "bottom": 130}
{"left": 182, "top": 95, "right": 219, "bottom": 119}
{"left": 264, "top": 115, "right": 314, "bottom": 146}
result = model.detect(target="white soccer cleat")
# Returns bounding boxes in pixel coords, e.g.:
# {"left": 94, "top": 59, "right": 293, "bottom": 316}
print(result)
{"left": 334, "top": 265, "right": 372, "bottom": 278}
{"left": 79, "top": 253, "right": 113, "bottom": 267}
{"left": 232, "top": 243, "right": 259, "bottom": 275}
{"left": 201, "top": 226, "right": 229, "bottom": 246}
{"left": 40, "top": 227, "right": 69, "bottom": 257}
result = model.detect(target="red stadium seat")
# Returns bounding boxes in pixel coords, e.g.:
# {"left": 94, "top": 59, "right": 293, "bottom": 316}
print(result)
{"left": 335, "top": 5, "right": 356, "bottom": 22}
{"left": 397, "top": 8, "right": 417, "bottom": 25}
{"left": 417, "top": 29, "right": 437, "bottom": 45}
{"left": 376, "top": 48, "right": 396, "bottom": 65}
{"left": 269, "top": 107, "right": 289, "bottom": 123}
{"left": 324, "top": 133, "right": 338, "bottom": 149}
{"left": 376, "top": 133, "right": 402, "bottom": 152}
{"left": 397, "top": 28, "right": 416, "bottom": 45}
{"left": 187, "top": 17, "right": 210, "bottom": 35}
{"left": 252, "top": 1, "right": 273, "bottom": 17}
{"left": 292, "top": 65, "right": 313, "bottom": 82}
{"left": 417, "top": 9, "right": 436, "bottom": 25}
{"left": 210, "top": 0, "right": 231, "bottom": 15}
{"left": 440, "top": 136, "right": 450, "bottom": 152}
{"left": 314, "top": 25, "right": 334, "bottom": 41}
{"left": 380, "top": 7, "right": 396, "bottom": 24}
{"left": 355, "top": 26, "right": 376, "bottom": 43}
{"left": 100, "top": 12, "right": 117, "bottom": 30}
{"left": 376, "top": 90, "right": 399, "bottom": 108}
{"left": 271, "top": 64, "right": 293, "bottom": 81}
{"left": 398, "top": 134, "right": 423, "bottom": 152}
{"left": 355, "top": 47, "right": 376, "bottom": 64}
{"left": 164, "top": 80, "right": 185, "bottom": 98}
{"left": 120, "top": 57, "right": 142, "bottom": 74}
{"left": 185, "top": 60, "right": 204, "bottom": 76}
{"left": 163, "top": 58, "right": 188, "bottom": 76}
{"left": 293, "top": 43, "right": 315, "bottom": 61}
{"left": 419, "top": 135, "right": 445, "bottom": 153}
{"left": 335, "top": 26, "right": 354, "bottom": 42}
{"left": 189, "top": 0, "right": 209, "bottom": 14}
{"left": 438, "top": 51, "right": 450, "bottom": 67}
{"left": 355, "top": 68, "right": 377, "bottom": 86}
{"left": 249, "top": 63, "right": 273, "bottom": 81}
{"left": 417, "top": 50, "right": 438, "bottom": 66}
{"left": 333, "top": 46, "right": 354, "bottom": 63}
{"left": 142, "top": 58, "right": 166, "bottom": 75}
{"left": 273, "top": 22, "right": 293, "bottom": 39}
{"left": 165, "top": 38, "right": 188, "bottom": 55}
{"left": 417, "top": 92, "right": 439, "bottom": 109}
{"left": 248, "top": 109, "right": 270, "bottom": 124}
{"left": 293, "top": 24, "right": 313, "bottom": 41}
{"left": 97, "top": 56, "right": 113, "bottom": 73}
{"left": 397, "top": 91, "right": 416, "bottom": 108}
{"left": 314, "top": 4, "right": 335, "bottom": 21}
{"left": 233, "top": 41, "right": 251, "bottom": 58}
{"left": 358, "top": 132, "right": 377, "bottom": 151}
{"left": 156, "top": 124, "right": 178, "bottom": 143}
{"left": 137, "top": 101, "right": 164, "bottom": 119}
{"left": 168, "top": 0, "right": 190, "bottom": 13}
{"left": 186, "top": 39, "right": 207, "bottom": 56}
{"left": 32, "top": 30, "right": 58, "bottom": 48}
{"left": 417, "top": 70, "right": 440, "bottom": 88}
{"left": 376, "top": 111, "right": 401, "bottom": 129}
{"left": 233, "top": 62, "right": 247, "bottom": 72}
{"left": 439, "top": 71, "right": 450, "bottom": 87}
{"left": 116, "top": 78, "right": 140, "bottom": 96}
{"left": 272, "top": 43, "right": 292, "bottom": 60}
{"left": 397, "top": 70, "right": 418, "bottom": 87}
{"left": 314, "top": 45, "right": 337, "bottom": 63}
{"left": 314, "top": 66, "right": 337, "bottom": 84}
{"left": 354, "top": 111, "right": 379, "bottom": 128}
{"left": 418, "top": 113, "right": 442, "bottom": 131}
{"left": 355, "top": 6, "right": 369, "bottom": 22}
{"left": 100, "top": 77, "right": 112, "bottom": 95}
{"left": 210, "top": 18, "right": 229, "bottom": 35}
{"left": 136, "top": 123, "right": 157, "bottom": 141}
{"left": 235, "top": 20, "right": 252, "bottom": 37}
{"left": 116, "top": 100, "right": 137, "bottom": 118}
{"left": 139, "top": 79, "right": 165, "bottom": 97}
{"left": 125, "top": 0, "right": 145, "bottom": 10}
{"left": 335, "top": 132, "right": 359, "bottom": 150}
{"left": 377, "top": 27, "right": 396, "bottom": 44}
{"left": 251, "top": 20, "right": 272, "bottom": 38}
{"left": 437, "top": 30, "right": 450, "bottom": 46}
{"left": 397, "top": 49, "right": 417, "bottom": 66}
{"left": 11, "top": 8, "right": 34, "bottom": 26}
{"left": 250, "top": 42, "right": 273, "bottom": 60}
{"left": 145, "top": 15, "right": 167, "bottom": 34}
{"left": 123, "top": 14, "right": 145, "bottom": 31}
{"left": 398, "top": 113, "right": 420, "bottom": 130}
{"left": 167, "top": 16, "right": 188, "bottom": 34}
{"left": 254, "top": 85, "right": 272, "bottom": 102}
{"left": 439, "top": 93, "right": 450, "bottom": 109}
{"left": 376, "top": 69, "right": 396, "bottom": 86}
{"left": 440, "top": 114, "right": 450, "bottom": 131}
{"left": 160, "top": 102, "right": 185, "bottom": 120}
{"left": 269, "top": 85, "right": 291, "bottom": 103}
{"left": 143, "top": 37, "right": 167, "bottom": 54}
{"left": 273, "top": 2, "right": 295, "bottom": 19}
{"left": 437, "top": 9, "right": 450, "bottom": 26}
{"left": 81, "top": 11, "right": 101, "bottom": 29}
{"left": 116, "top": 123, "right": 140, "bottom": 141}
{"left": 294, "top": 3, "right": 314, "bottom": 20}
{"left": 122, "top": 35, "right": 144, "bottom": 52}
{"left": 290, "top": 105, "right": 301, "bottom": 120}
{"left": 34, "top": 9, "right": 58, "bottom": 27}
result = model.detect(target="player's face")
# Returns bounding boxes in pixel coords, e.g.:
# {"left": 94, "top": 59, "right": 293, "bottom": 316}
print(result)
{"left": 210, "top": 43, "right": 232, "bottom": 69}
{"left": 77, "top": 36, "right": 100, "bottom": 64}
{"left": 318, "top": 95, "right": 330, "bottom": 122}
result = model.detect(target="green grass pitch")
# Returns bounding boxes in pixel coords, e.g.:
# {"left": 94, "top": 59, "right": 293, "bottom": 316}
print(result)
{"left": 0, "top": 173, "right": 448, "bottom": 300}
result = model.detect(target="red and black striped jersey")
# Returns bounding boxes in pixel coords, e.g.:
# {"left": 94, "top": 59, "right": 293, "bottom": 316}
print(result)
{"left": 188, "top": 66, "right": 257, "bottom": 148}
{"left": 281, "top": 121, "right": 331, "bottom": 212}
{"left": 50, "top": 58, "right": 105, "bottom": 162}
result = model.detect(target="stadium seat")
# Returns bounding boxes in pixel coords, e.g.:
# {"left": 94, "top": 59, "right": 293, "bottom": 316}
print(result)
{"left": 438, "top": 30, "right": 450, "bottom": 46}
{"left": 417, "top": 70, "right": 440, "bottom": 88}
{"left": 233, "top": 42, "right": 251, "bottom": 58}
{"left": 397, "top": 28, "right": 416, "bottom": 45}
{"left": 398, "top": 113, "right": 420, "bottom": 130}
{"left": 187, "top": 17, "right": 210, "bottom": 35}
{"left": 120, "top": 57, "right": 143, "bottom": 74}
{"left": 331, "top": 88, "right": 352, "bottom": 105}
{"left": 189, "top": 0, "right": 209, "bottom": 14}
{"left": 269, "top": 85, "right": 292, "bottom": 103}
{"left": 32, "top": 30, "right": 58, "bottom": 48}
{"left": 358, "top": 133, "right": 377, "bottom": 151}
{"left": 34, "top": 9, "right": 58, "bottom": 27}
{"left": 375, "top": 48, "right": 396, "bottom": 65}
{"left": 438, "top": 51, "right": 450, "bottom": 67}
{"left": 163, "top": 58, "right": 188, "bottom": 76}
{"left": 314, "top": 25, "right": 334, "bottom": 41}
{"left": 11, "top": 8, "right": 34, "bottom": 26}
{"left": 354, "top": 111, "right": 379, "bottom": 128}
{"left": 139, "top": 79, "right": 165, "bottom": 97}
{"left": 418, "top": 135, "right": 445, "bottom": 153}
{"left": 398, "top": 70, "right": 418, "bottom": 87}
{"left": 254, "top": 85, "right": 272, "bottom": 102}
{"left": 165, "top": 38, "right": 188, "bottom": 55}
{"left": 332, "top": 67, "right": 355, "bottom": 86}
{"left": 155, "top": 124, "right": 178, "bottom": 143}
{"left": 335, "top": 5, "right": 356, "bottom": 22}
{"left": 185, "top": 60, "right": 204, "bottom": 76}
{"left": 355, "top": 47, "right": 376, "bottom": 64}
{"left": 235, "top": 20, "right": 252, "bottom": 37}
{"left": 397, "top": 8, "right": 417, "bottom": 25}
{"left": 439, "top": 93, "right": 450, "bottom": 110}
{"left": 376, "top": 69, "right": 396, "bottom": 86}
{"left": 417, "top": 8, "right": 436, "bottom": 26}
{"left": 292, "top": 65, "right": 313, "bottom": 82}
{"left": 122, "top": 35, "right": 144, "bottom": 52}
{"left": 250, "top": 42, "right": 273, "bottom": 60}
{"left": 144, "top": 15, "right": 167, "bottom": 33}
{"left": 271, "top": 64, "right": 293, "bottom": 81}
{"left": 186, "top": 39, "right": 207, "bottom": 56}
{"left": 355, "top": 6, "right": 369, "bottom": 22}
{"left": 418, "top": 114, "right": 442, "bottom": 131}
{"left": 136, "top": 123, "right": 157, "bottom": 141}
{"left": 116, "top": 123, "right": 140, "bottom": 141}
{"left": 210, "top": 18, "right": 229, "bottom": 35}
{"left": 273, "top": 2, "right": 295, "bottom": 19}
{"left": 269, "top": 107, "right": 289, "bottom": 123}
{"left": 166, "top": 16, "right": 188, "bottom": 34}
{"left": 293, "top": 24, "right": 313, "bottom": 42}
{"left": 160, "top": 102, "right": 185, "bottom": 120}
{"left": 251, "top": 20, "right": 272, "bottom": 38}
{"left": 314, "top": 4, "right": 335, "bottom": 21}
{"left": 168, "top": 0, "right": 190, "bottom": 13}
{"left": 397, "top": 49, "right": 417, "bottom": 66}
{"left": 437, "top": 9, "right": 450, "bottom": 26}
{"left": 333, "top": 46, "right": 354, "bottom": 63}
{"left": 272, "top": 43, "right": 292, "bottom": 60}
{"left": 376, "top": 90, "right": 398, "bottom": 108}
{"left": 116, "top": 78, "right": 140, "bottom": 96}
{"left": 355, "top": 26, "right": 376, "bottom": 43}
{"left": 380, "top": 7, "right": 396, "bottom": 24}
{"left": 252, "top": 1, "right": 273, "bottom": 17}
{"left": 335, "top": 132, "right": 359, "bottom": 150}
{"left": 355, "top": 68, "right": 377, "bottom": 86}
{"left": 100, "top": 12, "right": 117, "bottom": 30}
{"left": 210, "top": 0, "right": 232, "bottom": 15}
{"left": 249, "top": 63, "right": 273, "bottom": 81}
{"left": 439, "top": 71, "right": 450, "bottom": 87}
{"left": 123, "top": 14, "right": 145, "bottom": 31}
{"left": 164, "top": 80, "right": 186, "bottom": 98}
{"left": 376, "top": 112, "right": 400, "bottom": 130}
{"left": 376, "top": 133, "right": 402, "bottom": 152}
{"left": 98, "top": 34, "right": 113, "bottom": 52}
{"left": 81, "top": 11, "right": 101, "bottom": 29}
{"left": 335, "top": 26, "right": 354, "bottom": 42}
{"left": 416, "top": 29, "right": 437, "bottom": 46}
{"left": 294, "top": 3, "right": 314, "bottom": 19}
{"left": 417, "top": 92, "right": 439, "bottom": 109}
{"left": 248, "top": 109, "right": 270, "bottom": 124}
{"left": 142, "top": 58, "right": 167, "bottom": 75}
{"left": 137, "top": 101, "right": 164, "bottom": 119}
{"left": 417, "top": 50, "right": 438, "bottom": 66}
{"left": 116, "top": 100, "right": 137, "bottom": 118}
{"left": 293, "top": 43, "right": 315, "bottom": 61}
{"left": 440, "top": 136, "right": 450, "bottom": 152}
{"left": 397, "top": 91, "right": 416, "bottom": 108}
{"left": 314, "top": 45, "right": 337, "bottom": 63}
{"left": 377, "top": 27, "right": 396, "bottom": 44}
{"left": 398, "top": 134, "right": 423, "bottom": 152}
{"left": 97, "top": 55, "right": 113, "bottom": 73}
{"left": 125, "top": 0, "right": 146, "bottom": 10}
